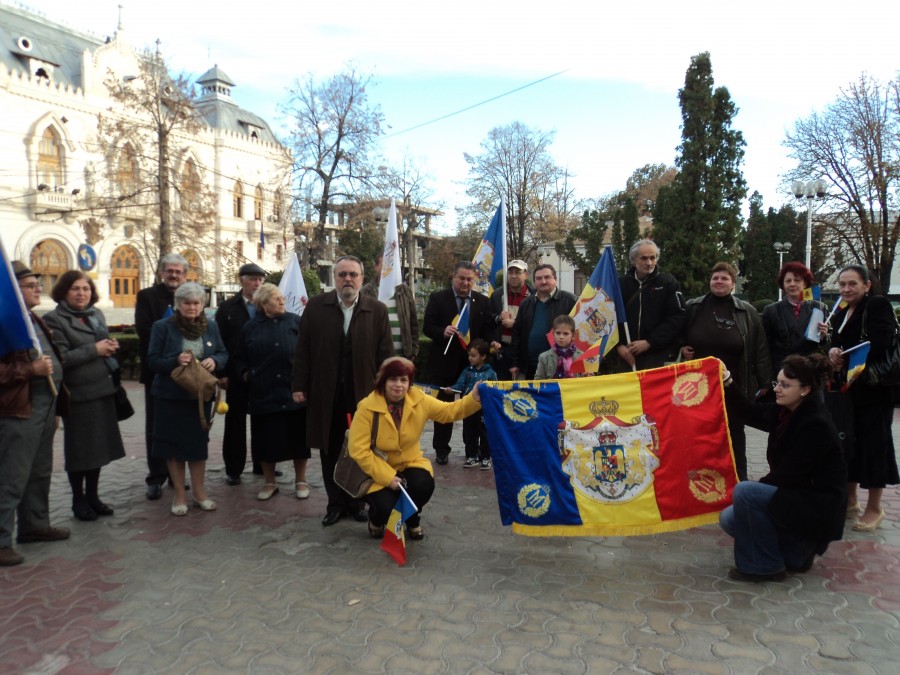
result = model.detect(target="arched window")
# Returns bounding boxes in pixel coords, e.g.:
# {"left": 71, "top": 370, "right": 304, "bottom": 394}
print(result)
{"left": 182, "top": 159, "right": 200, "bottom": 212}
{"left": 180, "top": 249, "right": 202, "bottom": 283}
{"left": 37, "top": 127, "right": 63, "bottom": 187}
{"left": 30, "top": 239, "right": 69, "bottom": 294}
{"left": 254, "top": 185, "right": 264, "bottom": 221}
{"left": 272, "top": 189, "right": 283, "bottom": 223}
{"left": 109, "top": 245, "right": 141, "bottom": 308}
{"left": 232, "top": 181, "right": 243, "bottom": 218}
{"left": 116, "top": 145, "right": 138, "bottom": 197}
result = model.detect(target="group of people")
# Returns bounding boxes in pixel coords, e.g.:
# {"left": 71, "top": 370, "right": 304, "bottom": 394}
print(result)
{"left": 1, "top": 240, "right": 896, "bottom": 581}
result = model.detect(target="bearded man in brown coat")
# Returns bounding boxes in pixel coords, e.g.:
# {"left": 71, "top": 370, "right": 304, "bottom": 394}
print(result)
{"left": 292, "top": 256, "right": 394, "bottom": 526}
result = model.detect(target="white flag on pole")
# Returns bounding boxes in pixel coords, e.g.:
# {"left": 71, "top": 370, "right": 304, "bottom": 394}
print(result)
{"left": 279, "top": 253, "right": 309, "bottom": 317}
{"left": 379, "top": 199, "right": 403, "bottom": 303}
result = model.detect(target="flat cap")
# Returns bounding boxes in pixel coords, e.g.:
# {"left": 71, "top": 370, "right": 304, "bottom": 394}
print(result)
{"left": 238, "top": 263, "right": 267, "bottom": 277}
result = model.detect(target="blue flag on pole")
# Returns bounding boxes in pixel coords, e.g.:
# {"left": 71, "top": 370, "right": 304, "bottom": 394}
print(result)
{"left": 0, "top": 241, "right": 38, "bottom": 358}
{"left": 471, "top": 202, "right": 505, "bottom": 296}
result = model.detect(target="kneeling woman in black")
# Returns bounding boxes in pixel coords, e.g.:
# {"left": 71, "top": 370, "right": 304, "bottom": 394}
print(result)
{"left": 719, "top": 354, "right": 847, "bottom": 581}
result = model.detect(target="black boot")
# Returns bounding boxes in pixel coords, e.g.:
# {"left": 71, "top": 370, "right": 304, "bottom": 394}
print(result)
{"left": 85, "top": 469, "right": 114, "bottom": 516}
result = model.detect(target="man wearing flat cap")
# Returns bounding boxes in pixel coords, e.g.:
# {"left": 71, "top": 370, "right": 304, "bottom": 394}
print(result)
{"left": 215, "top": 262, "right": 267, "bottom": 485}
{"left": 489, "top": 259, "right": 532, "bottom": 380}
{"left": 1, "top": 261, "right": 70, "bottom": 567}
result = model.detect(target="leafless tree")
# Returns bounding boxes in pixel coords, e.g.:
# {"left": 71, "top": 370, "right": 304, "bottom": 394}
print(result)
{"left": 282, "top": 66, "right": 384, "bottom": 266}
{"left": 464, "top": 122, "right": 575, "bottom": 261}
{"left": 784, "top": 73, "right": 900, "bottom": 287}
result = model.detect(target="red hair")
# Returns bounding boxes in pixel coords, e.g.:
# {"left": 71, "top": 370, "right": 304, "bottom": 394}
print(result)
{"left": 777, "top": 261, "right": 814, "bottom": 290}
{"left": 373, "top": 357, "right": 416, "bottom": 395}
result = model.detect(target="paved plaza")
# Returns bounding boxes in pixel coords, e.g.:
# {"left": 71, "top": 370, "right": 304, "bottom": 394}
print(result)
{"left": 1, "top": 379, "right": 899, "bottom": 674}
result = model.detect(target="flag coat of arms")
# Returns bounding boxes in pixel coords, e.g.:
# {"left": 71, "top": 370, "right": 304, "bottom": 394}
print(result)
{"left": 471, "top": 202, "right": 505, "bottom": 297}
{"left": 568, "top": 248, "right": 626, "bottom": 374}
{"left": 480, "top": 357, "right": 736, "bottom": 536}
{"left": 381, "top": 487, "right": 418, "bottom": 565}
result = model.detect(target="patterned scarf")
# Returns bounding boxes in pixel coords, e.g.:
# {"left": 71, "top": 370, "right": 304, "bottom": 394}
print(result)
{"left": 553, "top": 343, "right": 578, "bottom": 379}
{"left": 173, "top": 310, "right": 207, "bottom": 340}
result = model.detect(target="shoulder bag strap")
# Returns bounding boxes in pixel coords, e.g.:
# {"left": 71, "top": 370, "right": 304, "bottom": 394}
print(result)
{"left": 370, "top": 413, "right": 386, "bottom": 460}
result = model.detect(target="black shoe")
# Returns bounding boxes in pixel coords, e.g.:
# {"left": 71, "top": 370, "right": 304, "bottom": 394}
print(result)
{"left": 435, "top": 454, "right": 449, "bottom": 466}
{"left": 146, "top": 484, "right": 163, "bottom": 501}
{"left": 322, "top": 511, "right": 343, "bottom": 527}
{"left": 73, "top": 502, "right": 98, "bottom": 522}
{"left": 352, "top": 509, "right": 369, "bottom": 522}
{"left": 225, "top": 475, "right": 242, "bottom": 486}
{"left": 787, "top": 554, "right": 816, "bottom": 574}
{"left": 727, "top": 567, "right": 786, "bottom": 582}
{"left": 86, "top": 499, "right": 114, "bottom": 517}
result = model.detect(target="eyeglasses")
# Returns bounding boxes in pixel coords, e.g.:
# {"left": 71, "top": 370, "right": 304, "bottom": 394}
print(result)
{"left": 19, "top": 282, "right": 41, "bottom": 290}
{"left": 771, "top": 380, "right": 796, "bottom": 390}
{"left": 336, "top": 271, "right": 360, "bottom": 279}
{"left": 713, "top": 312, "right": 735, "bottom": 330}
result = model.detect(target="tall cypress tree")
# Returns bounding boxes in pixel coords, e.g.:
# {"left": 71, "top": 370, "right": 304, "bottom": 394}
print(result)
{"left": 652, "top": 52, "right": 747, "bottom": 298}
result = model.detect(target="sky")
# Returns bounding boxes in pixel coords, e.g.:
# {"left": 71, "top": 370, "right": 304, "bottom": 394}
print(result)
{"left": 16, "top": 0, "right": 899, "bottom": 233}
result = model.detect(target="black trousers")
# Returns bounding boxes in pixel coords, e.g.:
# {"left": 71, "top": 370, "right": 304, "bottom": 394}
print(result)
{"left": 221, "top": 386, "right": 255, "bottom": 477}
{"left": 143, "top": 382, "right": 169, "bottom": 486}
{"left": 462, "top": 412, "right": 490, "bottom": 459}
{"left": 321, "top": 410, "right": 365, "bottom": 514}
{"left": 365, "top": 467, "right": 434, "bottom": 528}
{"left": 726, "top": 399, "right": 747, "bottom": 482}
{"left": 432, "top": 390, "right": 456, "bottom": 458}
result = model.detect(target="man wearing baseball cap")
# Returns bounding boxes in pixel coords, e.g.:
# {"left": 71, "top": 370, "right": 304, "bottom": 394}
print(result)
{"left": 1, "top": 261, "right": 70, "bottom": 567}
{"left": 489, "top": 260, "right": 531, "bottom": 380}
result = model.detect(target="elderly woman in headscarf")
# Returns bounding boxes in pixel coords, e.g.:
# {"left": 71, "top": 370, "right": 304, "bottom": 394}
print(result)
{"left": 147, "top": 282, "right": 227, "bottom": 516}
{"left": 43, "top": 270, "right": 125, "bottom": 521}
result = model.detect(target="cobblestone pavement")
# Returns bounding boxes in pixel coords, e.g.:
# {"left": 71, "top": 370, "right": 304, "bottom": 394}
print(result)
{"left": 2, "top": 380, "right": 899, "bottom": 674}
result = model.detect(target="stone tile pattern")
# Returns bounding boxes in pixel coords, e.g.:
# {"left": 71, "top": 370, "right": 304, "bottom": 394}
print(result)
{"left": 0, "top": 381, "right": 897, "bottom": 673}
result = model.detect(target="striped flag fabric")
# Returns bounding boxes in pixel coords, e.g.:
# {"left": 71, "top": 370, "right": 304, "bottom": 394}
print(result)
{"left": 0, "top": 240, "right": 39, "bottom": 358}
{"left": 841, "top": 341, "right": 870, "bottom": 392}
{"left": 567, "top": 247, "right": 626, "bottom": 374}
{"left": 471, "top": 201, "right": 506, "bottom": 297}
{"left": 480, "top": 357, "right": 736, "bottom": 536}
{"left": 452, "top": 298, "right": 471, "bottom": 350}
{"left": 381, "top": 486, "right": 418, "bottom": 565}
{"left": 379, "top": 199, "right": 405, "bottom": 355}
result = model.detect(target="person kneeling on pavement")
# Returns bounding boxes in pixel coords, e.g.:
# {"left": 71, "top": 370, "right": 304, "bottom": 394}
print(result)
{"left": 719, "top": 354, "right": 847, "bottom": 581}
{"left": 347, "top": 357, "right": 483, "bottom": 541}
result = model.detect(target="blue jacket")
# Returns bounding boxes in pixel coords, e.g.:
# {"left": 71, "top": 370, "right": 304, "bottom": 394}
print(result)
{"left": 147, "top": 318, "right": 227, "bottom": 400}
{"left": 234, "top": 312, "right": 303, "bottom": 416}
{"left": 451, "top": 363, "right": 497, "bottom": 395}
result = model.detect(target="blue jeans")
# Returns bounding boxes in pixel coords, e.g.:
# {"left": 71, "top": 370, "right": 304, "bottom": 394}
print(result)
{"left": 719, "top": 482, "right": 818, "bottom": 575}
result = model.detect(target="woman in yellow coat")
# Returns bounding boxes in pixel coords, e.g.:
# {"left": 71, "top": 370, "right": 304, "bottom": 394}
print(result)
{"left": 348, "top": 356, "right": 482, "bottom": 539}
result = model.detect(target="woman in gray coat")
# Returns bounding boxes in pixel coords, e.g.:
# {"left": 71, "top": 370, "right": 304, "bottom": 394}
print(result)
{"left": 43, "top": 271, "right": 125, "bottom": 521}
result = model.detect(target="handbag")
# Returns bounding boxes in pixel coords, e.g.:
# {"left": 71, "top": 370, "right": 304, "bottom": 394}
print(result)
{"left": 114, "top": 386, "right": 134, "bottom": 421}
{"left": 861, "top": 308, "right": 900, "bottom": 386}
{"left": 170, "top": 353, "right": 219, "bottom": 431}
{"left": 334, "top": 413, "right": 387, "bottom": 499}
{"left": 824, "top": 381, "right": 856, "bottom": 463}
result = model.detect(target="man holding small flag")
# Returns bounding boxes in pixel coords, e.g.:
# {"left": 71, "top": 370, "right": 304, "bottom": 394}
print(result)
{"left": 1, "top": 256, "right": 70, "bottom": 567}
{"left": 423, "top": 262, "right": 492, "bottom": 465}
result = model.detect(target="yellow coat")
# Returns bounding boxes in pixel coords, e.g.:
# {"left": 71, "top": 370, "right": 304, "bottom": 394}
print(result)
{"left": 348, "top": 387, "right": 481, "bottom": 494}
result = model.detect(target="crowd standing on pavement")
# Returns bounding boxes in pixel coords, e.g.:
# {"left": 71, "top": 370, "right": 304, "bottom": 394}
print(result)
{"left": 1, "top": 239, "right": 897, "bottom": 580}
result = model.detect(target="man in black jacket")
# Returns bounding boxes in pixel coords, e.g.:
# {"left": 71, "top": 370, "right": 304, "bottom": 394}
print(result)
{"left": 614, "top": 240, "right": 684, "bottom": 371}
{"left": 423, "top": 262, "right": 492, "bottom": 464}
{"left": 134, "top": 253, "right": 187, "bottom": 500}
{"left": 509, "top": 264, "right": 577, "bottom": 380}
{"left": 215, "top": 263, "right": 266, "bottom": 485}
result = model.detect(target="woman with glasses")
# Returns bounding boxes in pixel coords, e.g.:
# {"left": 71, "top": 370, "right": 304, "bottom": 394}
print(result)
{"left": 719, "top": 354, "right": 846, "bottom": 582}
{"left": 761, "top": 262, "right": 830, "bottom": 379}
{"left": 681, "top": 262, "right": 771, "bottom": 480}
{"left": 827, "top": 265, "right": 898, "bottom": 531}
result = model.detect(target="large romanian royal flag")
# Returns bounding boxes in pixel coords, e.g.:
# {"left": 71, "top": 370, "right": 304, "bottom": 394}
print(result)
{"left": 481, "top": 357, "right": 736, "bottom": 536}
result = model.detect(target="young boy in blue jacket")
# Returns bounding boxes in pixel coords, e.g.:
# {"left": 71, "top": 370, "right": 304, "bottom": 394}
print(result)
{"left": 447, "top": 339, "right": 497, "bottom": 469}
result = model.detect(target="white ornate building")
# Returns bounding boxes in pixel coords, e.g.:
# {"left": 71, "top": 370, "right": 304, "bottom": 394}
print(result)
{"left": 0, "top": 2, "right": 291, "bottom": 309}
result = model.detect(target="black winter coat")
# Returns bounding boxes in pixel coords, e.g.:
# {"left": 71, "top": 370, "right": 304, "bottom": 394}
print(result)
{"left": 618, "top": 266, "right": 684, "bottom": 369}
{"left": 234, "top": 312, "right": 302, "bottom": 416}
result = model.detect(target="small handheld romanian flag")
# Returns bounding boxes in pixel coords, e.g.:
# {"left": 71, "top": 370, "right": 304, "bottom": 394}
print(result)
{"left": 480, "top": 357, "right": 736, "bottom": 537}
{"left": 381, "top": 486, "right": 418, "bottom": 565}
{"left": 841, "top": 341, "right": 870, "bottom": 392}
{"left": 453, "top": 299, "right": 471, "bottom": 350}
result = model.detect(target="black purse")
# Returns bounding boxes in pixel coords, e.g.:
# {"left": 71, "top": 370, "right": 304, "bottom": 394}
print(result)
{"left": 114, "top": 386, "right": 135, "bottom": 421}
{"left": 862, "top": 308, "right": 900, "bottom": 387}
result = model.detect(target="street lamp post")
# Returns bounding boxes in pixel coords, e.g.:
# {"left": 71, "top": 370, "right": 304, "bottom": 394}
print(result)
{"left": 792, "top": 179, "right": 827, "bottom": 269}
{"left": 773, "top": 242, "right": 792, "bottom": 300}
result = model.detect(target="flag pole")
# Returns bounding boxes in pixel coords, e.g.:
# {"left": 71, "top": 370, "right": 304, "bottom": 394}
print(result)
{"left": 501, "top": 197, "right": 508, "bottom": 314}
{"left": 443, "top": 300, "right": 469, "bottom": 355}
